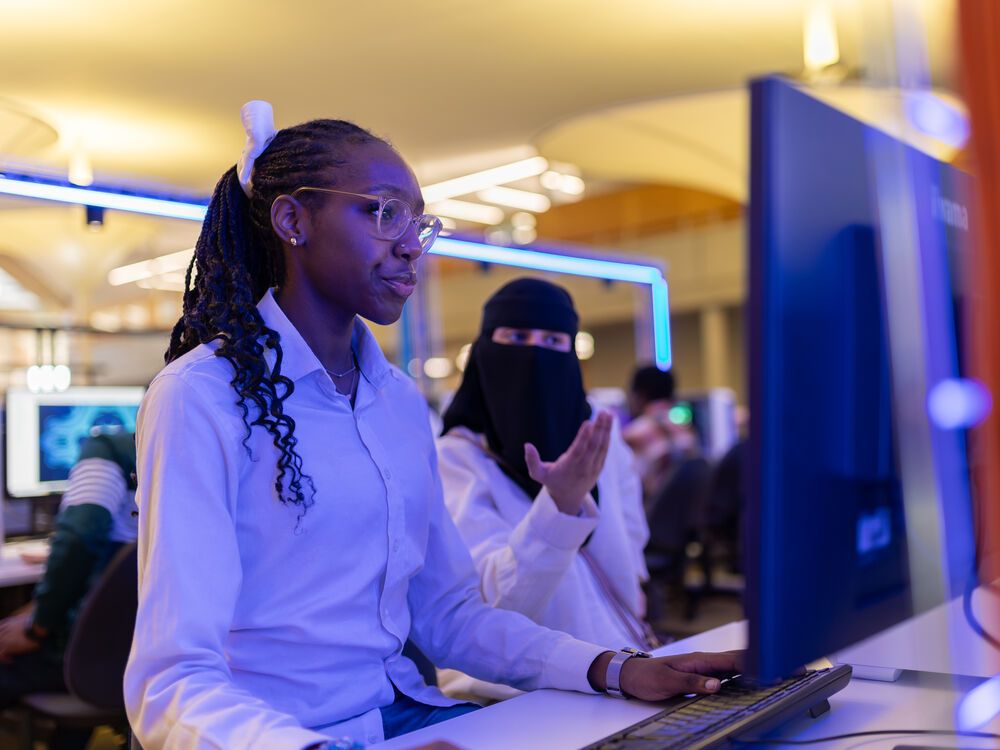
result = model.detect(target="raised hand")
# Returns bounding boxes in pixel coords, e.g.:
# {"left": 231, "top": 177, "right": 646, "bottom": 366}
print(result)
{"left": 524, "top": 411, "right": 613, "bottom": 515}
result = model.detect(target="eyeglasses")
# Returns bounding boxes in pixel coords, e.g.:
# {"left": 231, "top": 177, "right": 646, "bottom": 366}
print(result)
{"left": 291, "top": 187, "right": 442, "bottom": 252}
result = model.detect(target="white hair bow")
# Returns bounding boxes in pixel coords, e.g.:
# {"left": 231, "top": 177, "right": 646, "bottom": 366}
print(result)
{"left": 236, "top": 100, "right": 277, "bottom": 198}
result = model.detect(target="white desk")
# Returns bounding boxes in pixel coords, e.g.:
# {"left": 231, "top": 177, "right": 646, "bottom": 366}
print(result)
{"left": 836, "top": 589, "right": 1000, "bottom": 679}
{"left": 0, "top": 539, "right": 49, "bottom": 587}
{"left": 372, "top": 621, "right": 1000, "bottom": 750}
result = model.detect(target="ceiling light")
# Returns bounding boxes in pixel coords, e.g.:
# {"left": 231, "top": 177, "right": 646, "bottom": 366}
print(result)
{"left": 26, "top": 364, "right": 71, "bottom": 394}
{"left": 511, "top": 226, "right": 537, "bottom": 245}
{"left": 136, "top": 271, "right": 187, "bottom": 292}
{"left": 422, "top": 156, "right": 549, "bottom": 203}
{"left": 485, "top": 227, "right": 512, "bottom": 246}
{"left": 511, "top": 212, "right": 536, "bottom": 229}
{"left": 803, "top": 2, "right": 840, "bottom": 73}
{"left": 427, "top": 199, "right": 504, "bottom": 225}
{"left": 68, "top": 152, "right": 93, "bottom": 187}
{"left": 0, "top": 172, "right": 208, "bottom": 221}
{"left": 108, "top": 248, "right": 194, "bottom": 286}
{"left": 423, "top": 357, "right": 454, "bottom": 379}
{"left": 575, "top": 332, "right": 595, "bottom": 361}
{"left": 540, "top": 170, "right": 586, "bottom": 197}
{"left": 540, "top": 171, "right": 562, "bottom": 191}
{"left": 556, "top": 174, "right": 585, "bottom": 196}
{"left": 477, "top": 186, "right": 551, "bottom": 213}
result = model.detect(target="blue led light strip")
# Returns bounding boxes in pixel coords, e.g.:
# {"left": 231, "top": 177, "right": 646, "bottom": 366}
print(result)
{"left": 431, "top": 237, "right": 672, "bottom": 370}
{"left": 0, "top": 174, "right": 672, "bottom": 368}
{"left": 0, "top": 174, "right": 208, "bottom": 221}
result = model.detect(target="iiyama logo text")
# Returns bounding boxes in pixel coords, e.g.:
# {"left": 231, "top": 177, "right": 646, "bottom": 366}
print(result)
{"left": 932, "top": 185, "right": 969, "bottom": 232}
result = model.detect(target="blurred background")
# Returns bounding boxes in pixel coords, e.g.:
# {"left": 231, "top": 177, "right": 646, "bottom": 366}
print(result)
{"left": 0, "top": 0, "right": 965, "bottom": 401}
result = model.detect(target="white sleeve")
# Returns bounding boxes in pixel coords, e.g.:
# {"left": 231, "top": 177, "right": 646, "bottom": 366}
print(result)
{"left": 58, "top": 458, "right": 127, "bottom": 515}
{"left": 610, "top": 418, "right": 650, "bottom": 582}
{"left": 437, "top": 437, "right": 599, "bottom": 620}
{"left": 123, "top": 373, "right": 328, "bottom": 750}
{"left": 409, "top": 435, "right": 608, "bottom": 695}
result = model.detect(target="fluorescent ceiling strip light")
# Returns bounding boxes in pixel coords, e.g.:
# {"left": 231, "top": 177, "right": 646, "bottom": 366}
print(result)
{"left": 477, "top": 186, "right": 551, "bottom": 213}
{"left": 428, "top": 199, "right": 505, "bottom": 225}
{"left": 0, "top": 174, "right": 208, "bottom": 221}
{"left": 421, "top": 156, "right": 549, "bottom": 203}
{"left": 429, "top": 236, "right": 672, "bottom": 370}
{"left": 108, "top": 248, "right": 194, "bottom": 286}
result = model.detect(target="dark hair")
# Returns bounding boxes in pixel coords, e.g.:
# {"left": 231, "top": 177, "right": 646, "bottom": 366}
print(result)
{"left": 166, "top": 119, "right": 385, "bottom": 512}
{"left": 630, "top": 364, "right": 677, "bottom": 405}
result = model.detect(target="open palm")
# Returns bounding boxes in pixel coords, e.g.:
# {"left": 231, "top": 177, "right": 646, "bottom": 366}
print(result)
{"left": 524, "top": 411, "right": 613, "bottom": 515}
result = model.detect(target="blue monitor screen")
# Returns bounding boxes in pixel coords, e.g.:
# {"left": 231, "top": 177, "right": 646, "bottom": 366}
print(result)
{"left": 37, "top": 404, "right": 139, "bottom": 482}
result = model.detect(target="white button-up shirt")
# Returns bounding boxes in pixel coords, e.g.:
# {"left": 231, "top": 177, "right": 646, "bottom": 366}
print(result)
{"left": 124, "top": 290, "right": 607, "bottom": 750}
{"left": 436, "top": 422, "right": 650, "bottom": 701}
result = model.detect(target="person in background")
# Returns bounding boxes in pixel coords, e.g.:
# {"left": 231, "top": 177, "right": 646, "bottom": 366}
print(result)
{"left": 623, "top": 365, "right": 699, "bottom": 501}
{"left": 124, "top": 102, "right": 739, "bottom": 750}
{"left": 436, "top": 278, "right": 656, "bottom": 702}
{"left": 0, "top": 427, "right": 136, "bottom": 747}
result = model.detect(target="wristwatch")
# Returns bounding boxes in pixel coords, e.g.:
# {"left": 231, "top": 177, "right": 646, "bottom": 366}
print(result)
{"left": 605, "top": 647, "right": 652, "bottom": 699}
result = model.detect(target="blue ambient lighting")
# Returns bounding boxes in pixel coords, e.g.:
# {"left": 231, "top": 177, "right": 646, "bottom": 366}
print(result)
{"left": 927, "top": 378, "right": 992, "bottom": 430}
{"left": 430, "top": 237, "right": 672, "bottom": 370}
{"left": 0, "top": 173, "right": 208, "bottom": 221}
{"left": 0, "top": 173, "right": 672, "bottom": 369}
{"left": 957, "top": 674, "right": 1000, "bottom": 730}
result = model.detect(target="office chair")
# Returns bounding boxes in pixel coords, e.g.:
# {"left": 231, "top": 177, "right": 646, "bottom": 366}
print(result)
{"left": 19, "top": 542, "right": 138, "bottom": 749}
{"left": 702, "top": 440, "right": 746, "bottom": 578}
{"left": 644, "top": 457, "right": 712, "bottom": 624}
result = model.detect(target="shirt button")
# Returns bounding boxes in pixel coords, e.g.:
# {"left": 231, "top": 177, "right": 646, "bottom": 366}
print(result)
{"left": 392, "top": 540, "right": 400, "bottom": 552}
{"left": 368, "top": 736, "right": 377, "bottom": 744}
{"left": 383, "top": 469, "right": 392, "bottom": 480}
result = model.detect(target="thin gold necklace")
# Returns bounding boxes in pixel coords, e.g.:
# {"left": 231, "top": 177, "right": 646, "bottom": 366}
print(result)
{"left": 325, "top": 350, "right": 357, "bottom": 379}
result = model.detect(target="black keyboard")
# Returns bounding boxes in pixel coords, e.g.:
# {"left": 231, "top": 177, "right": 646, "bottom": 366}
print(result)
{"left": 583, "top": 664, "right": 853, "bottom": 750}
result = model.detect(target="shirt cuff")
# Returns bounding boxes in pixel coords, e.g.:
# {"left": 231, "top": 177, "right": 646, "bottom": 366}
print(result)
{"left": 539, "top": 635, "right": 611, "bottom": 694}
{"left": 517, "top": 490, "right": 600, "bottom": 552}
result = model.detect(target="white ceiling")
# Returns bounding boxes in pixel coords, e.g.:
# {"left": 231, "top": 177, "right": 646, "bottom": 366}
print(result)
{"left": 0, "top": 0, "right": 959, "bottom": 321}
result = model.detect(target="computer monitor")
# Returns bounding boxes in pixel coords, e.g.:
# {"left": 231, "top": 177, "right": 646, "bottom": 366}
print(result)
{"left": 673, "top": 388, "right": 739, "bottom": 461}
{"left": 745, "top": 77, "right": 977, "bottom": 680}
{"left": 4, "top": 386, "right": 144, "bottom": 498}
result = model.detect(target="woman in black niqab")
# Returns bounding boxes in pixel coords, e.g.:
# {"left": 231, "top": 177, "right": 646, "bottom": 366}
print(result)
{"left": 442, "top": 278, "right": 596, "bottom": 501}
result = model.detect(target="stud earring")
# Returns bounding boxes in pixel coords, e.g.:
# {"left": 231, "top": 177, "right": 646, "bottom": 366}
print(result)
{"left": 290, "top": 237, "right": 298, "bottom": 246}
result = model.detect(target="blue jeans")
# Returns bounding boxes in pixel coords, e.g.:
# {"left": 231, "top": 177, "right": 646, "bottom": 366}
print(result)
{"left": 380, "top": 687, "right": 480, "bottom": 740}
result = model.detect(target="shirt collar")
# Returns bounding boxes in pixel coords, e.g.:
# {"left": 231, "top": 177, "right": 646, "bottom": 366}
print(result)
{"left": 257, "top": 288, "right": 393, "bottom": 387}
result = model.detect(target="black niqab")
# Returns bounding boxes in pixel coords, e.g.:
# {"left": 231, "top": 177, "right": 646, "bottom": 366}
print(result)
{"left": 442, "top": 278, "right": 593, "bottom": 500}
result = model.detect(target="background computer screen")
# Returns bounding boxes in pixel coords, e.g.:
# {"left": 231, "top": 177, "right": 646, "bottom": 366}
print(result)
{"left": 745, "top": 77, "right": 976, "bottom": 680}
{"left": 5, "top": 386, "right": 144, "bottom": 497}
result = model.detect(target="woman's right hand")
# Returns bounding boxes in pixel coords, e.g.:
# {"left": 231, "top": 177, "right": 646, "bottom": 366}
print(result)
{"left": 588, "top": 650, "right": 744, "bottom": 700}
{"left": 524, "top": 411, "right": 613, "bottom": 516}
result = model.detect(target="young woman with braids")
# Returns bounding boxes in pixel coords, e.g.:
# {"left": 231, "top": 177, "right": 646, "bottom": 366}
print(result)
{"left": 123, "top": 102, "right": 740, "bottom": 750}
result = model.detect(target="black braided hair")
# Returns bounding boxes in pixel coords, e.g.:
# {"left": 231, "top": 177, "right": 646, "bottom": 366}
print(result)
{"left": 166, "top": 119, "right": 385, "bottom": 511}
